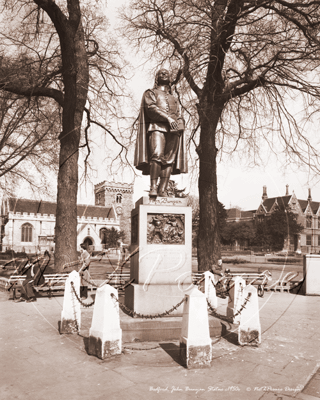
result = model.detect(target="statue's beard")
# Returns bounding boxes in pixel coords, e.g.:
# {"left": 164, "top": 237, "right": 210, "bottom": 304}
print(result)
{"left": 157, "top": 78, "right": 170, "bottom": 86}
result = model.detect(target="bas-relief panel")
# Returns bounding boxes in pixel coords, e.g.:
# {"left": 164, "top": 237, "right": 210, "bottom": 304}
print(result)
{"left": 147, "top": 213, "right": 185, "bottom": 244}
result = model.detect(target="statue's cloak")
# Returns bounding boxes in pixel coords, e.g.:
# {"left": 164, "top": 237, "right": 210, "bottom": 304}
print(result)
{"left": 134, "top": 90, "right": 188, "bottom": 176}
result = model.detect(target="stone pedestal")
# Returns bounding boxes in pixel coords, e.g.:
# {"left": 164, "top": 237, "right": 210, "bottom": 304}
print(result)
{"left": 303, "top": 255, "right": 320, "bottom": 295}
{"left": 125, "top": 196, "right": 193, "bottom": 316}
{"left": 88, "top": 285, "right": 122, "bottom": 359}
{"left": 238, "top": 285, "right": 261, "bottom": 346}
{"left": 180, "top": 287, "right": 212, "bottom": 368}
{"left": 227, "top": 276, "right": 246, "bottom": 324}
{"left": 60, "top": 271, "right": 81, "bottom": 334}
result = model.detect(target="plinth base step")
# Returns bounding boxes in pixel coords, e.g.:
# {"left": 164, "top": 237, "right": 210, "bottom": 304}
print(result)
{"left": 120, "top": 313, "right": 223, "bottom": 342}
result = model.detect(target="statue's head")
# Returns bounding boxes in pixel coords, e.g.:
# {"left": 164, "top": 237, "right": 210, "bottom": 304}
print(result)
{"left": 155, "top": 68, "right": 171, "bottom": 87}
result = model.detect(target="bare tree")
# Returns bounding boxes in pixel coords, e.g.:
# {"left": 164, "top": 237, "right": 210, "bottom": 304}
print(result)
{"left": 0, "top": 92, "right": 59, "bottom": 196}
{"left": 0, "top": 1, "right": 128, "bottom": 269}
{"left": 122, "top": 0, "right": 320, "bottom": 270}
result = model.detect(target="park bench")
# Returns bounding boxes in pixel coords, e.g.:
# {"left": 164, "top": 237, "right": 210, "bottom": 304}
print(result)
{"left": 192, "top": 272, "right": 203, "bottom": 284}
{"left": 6, "top": 273, "right": 70, "bottom": 299}
{"left": 265, "top": 271, "right": 299, "bottom": 293}
{"left": 224, "top": 270, "right": 272, "bottom": 297}
{"left": 192, "top": 270, "right": 272, "bottom": 297}
{"left": 103, "top": 272, "right": 131, "bottom": 292}
{"left": 6, "top": 270, "right": 132, "bottom": 299}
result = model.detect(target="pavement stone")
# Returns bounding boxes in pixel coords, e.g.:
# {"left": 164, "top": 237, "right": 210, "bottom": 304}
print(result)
{"left": 1, "top": 289, "right": 320, "bottom": 399}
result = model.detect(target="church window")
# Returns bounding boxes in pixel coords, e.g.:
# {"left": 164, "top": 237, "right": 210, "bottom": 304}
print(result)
{"left": 21, "top": 223, "right": 33, "bottom": 242}
{"left": 116, "top": 193, "right": 122, "bottom": 203}
{"left": 88, "top": 228, "right": 90, "bottom": 235}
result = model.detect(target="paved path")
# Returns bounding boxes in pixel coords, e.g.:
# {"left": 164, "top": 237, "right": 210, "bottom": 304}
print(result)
{"left": 1, "top": 288, "right": 320, "bottom": 400}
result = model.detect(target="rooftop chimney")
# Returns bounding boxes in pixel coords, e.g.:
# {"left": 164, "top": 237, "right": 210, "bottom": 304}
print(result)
{"left": 262, "top": 185, "right": 268, "bottom": 201}
{"left": 308, "top": 188, "right": 312, "bottom": 202}
{"left": 286, "top": 184, "right": 289, "bottom": 196}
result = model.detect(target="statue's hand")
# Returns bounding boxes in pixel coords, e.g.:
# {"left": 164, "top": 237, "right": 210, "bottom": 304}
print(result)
{"left": 168, "top": 117, "right": 178, "bottom": 131}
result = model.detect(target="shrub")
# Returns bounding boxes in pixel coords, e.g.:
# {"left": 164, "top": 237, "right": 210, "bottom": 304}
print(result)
{"left": 222, "top": 258, "right": 248, "bottom": 264}
{"left": 267, "top": 257, "right": 302, "bottom": 264}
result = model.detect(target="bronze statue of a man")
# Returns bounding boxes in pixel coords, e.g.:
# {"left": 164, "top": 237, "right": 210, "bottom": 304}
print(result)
{"left": 134, "top": 68, "right": 188, "bottom": 197}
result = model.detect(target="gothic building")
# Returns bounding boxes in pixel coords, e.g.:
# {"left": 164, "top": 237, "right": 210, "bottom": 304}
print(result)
{"left": 227, "top": 185, "right": 320, "bottom": 254}
{"left": 0, "top": 181, "right": 134, "bottom": 254}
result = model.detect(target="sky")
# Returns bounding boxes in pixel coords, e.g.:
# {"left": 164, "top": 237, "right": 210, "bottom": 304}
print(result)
{"left": 75, "top": 0, "right": 320, "bottom": 212}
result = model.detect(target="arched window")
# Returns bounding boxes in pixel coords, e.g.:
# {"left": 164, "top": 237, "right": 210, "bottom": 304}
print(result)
{"left": 21, "top": 223, "right": 33, "bottom": 242}
{"left": 116, "top": 193, "right": 122, "bottom": 204}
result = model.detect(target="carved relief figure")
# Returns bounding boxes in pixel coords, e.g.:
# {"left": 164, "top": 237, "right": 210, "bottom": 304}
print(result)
{"left": 147, "top": 213, "right": 185, "bottom": 244}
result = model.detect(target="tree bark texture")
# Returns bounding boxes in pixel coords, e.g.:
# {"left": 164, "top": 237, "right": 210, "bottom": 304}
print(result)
{"left": 197, "top": 103, "right": 222, "bottom": 271}
{"left": 55, "top": 34, "right": 88, "bottom": 269}
{"left": 54, "top": 16, "right": 89, "bottom": 271}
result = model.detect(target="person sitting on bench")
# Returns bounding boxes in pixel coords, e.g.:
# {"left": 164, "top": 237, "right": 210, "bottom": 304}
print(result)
{"left": 15, "top": 252, "right": 50, "bottom": 303}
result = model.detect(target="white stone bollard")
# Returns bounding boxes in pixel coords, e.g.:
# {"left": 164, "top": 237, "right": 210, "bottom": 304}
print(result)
{"left": 204, "top": 271, "right": 218, "bottom": 310}
{"left": 227, "top": 276, "right": 246, "bottom": 324}
{"left": 180, "top": 287, "right": 212, "bottom": 368}
{"left": 88, "top": 284, "right": 122, "bottom": 359}
{"left": 303, "top": 255, "right": 320, "bottom": 295}
{"left": 238, "top": 285, "right": 261, "bottom": 346}
{"left": 60, "top": 270, "right": 81, "bottom": 334}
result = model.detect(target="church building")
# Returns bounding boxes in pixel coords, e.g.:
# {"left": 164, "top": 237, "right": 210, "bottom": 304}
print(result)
{"left": 0, "top": 182, "right": 134, "bottom": 254}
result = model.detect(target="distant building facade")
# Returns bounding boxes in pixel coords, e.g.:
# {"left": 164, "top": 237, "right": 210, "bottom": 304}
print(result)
{"left": 227, "top": 185, "right": 320, "bottom": 254}
{"left": 94, "top": 181, "right": 134, "bottom": 242}
{"left": 0, "top": 182, "right": 130, "bottom": 253}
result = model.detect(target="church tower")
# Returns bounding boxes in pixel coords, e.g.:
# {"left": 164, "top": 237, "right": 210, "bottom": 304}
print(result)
{"left": 94, "top": 181, "right": 134, "bottom": 243}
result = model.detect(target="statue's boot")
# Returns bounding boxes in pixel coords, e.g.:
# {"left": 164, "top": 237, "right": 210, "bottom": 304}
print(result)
{"left": 158, "top": 177, "right": 170, "bottom": 197}
{"left": 149, "top": 162, "right": 161, "bottom": 196}
{"left": 149, "top": 179, "right": 158, "bottom": 196}
{"left": 158, "top": 165, "right": 172, "bottom": 196}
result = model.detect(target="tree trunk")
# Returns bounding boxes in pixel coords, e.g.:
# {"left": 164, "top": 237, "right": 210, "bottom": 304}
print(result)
{"left": 55, "top": 131, "right": 80, "bottom": 270}
{"left": 197, "top": 103, "right": 222, "bottom": 271}
{"left": 54, "top": 21, "right": 89, "bottom": 271}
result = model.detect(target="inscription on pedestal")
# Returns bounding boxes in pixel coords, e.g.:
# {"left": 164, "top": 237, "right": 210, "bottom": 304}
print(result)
{"left": 147, "top": 213, "right": 185, "bottom": 244}
{"left": 140, "top": 248, "right": 188, "bottom": 286}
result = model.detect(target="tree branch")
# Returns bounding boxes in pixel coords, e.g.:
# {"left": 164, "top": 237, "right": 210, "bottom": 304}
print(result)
{"left": 0, "top": 83, "right": 64, "bottom": 107}
{"left": 221, "top": 76, "right": 266, "bottom": 101}
{"left": 156, "top": 28, "right": 202, "bottom": 98}
{"left": 33, "top": 0, "right": 69, "bottom": 39}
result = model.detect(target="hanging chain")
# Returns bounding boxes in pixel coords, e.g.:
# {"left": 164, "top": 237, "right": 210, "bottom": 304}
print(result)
{"left": 80, "top": 275, "right": 99, "bottom": 288}
{"left": 207, "top": 292, "right": 252, "bottom": 323}
{"left": 99, "top": 247, "right": 139, "bottom": 288}
{"left": 233, "top": 292, "right": 251, "bottom": 317}
{"left": 206, "top": 298, "right": 233, "bottom": 323}
{"left": 200, "top": 274, "right": 235, "bottom": 298}
{"left": 70, "top": 282, "right": 80, "bottom": 333}
{"left": 70, "top": 281, "right": 95, "bottom": 308}
{"left": 110, "top": 293, "right": 185, "bottom": 319}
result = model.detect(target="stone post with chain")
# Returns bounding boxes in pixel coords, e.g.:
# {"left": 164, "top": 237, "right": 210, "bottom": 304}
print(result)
{"left": 60, "top": 270, "right": 81, "bottom": 334}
